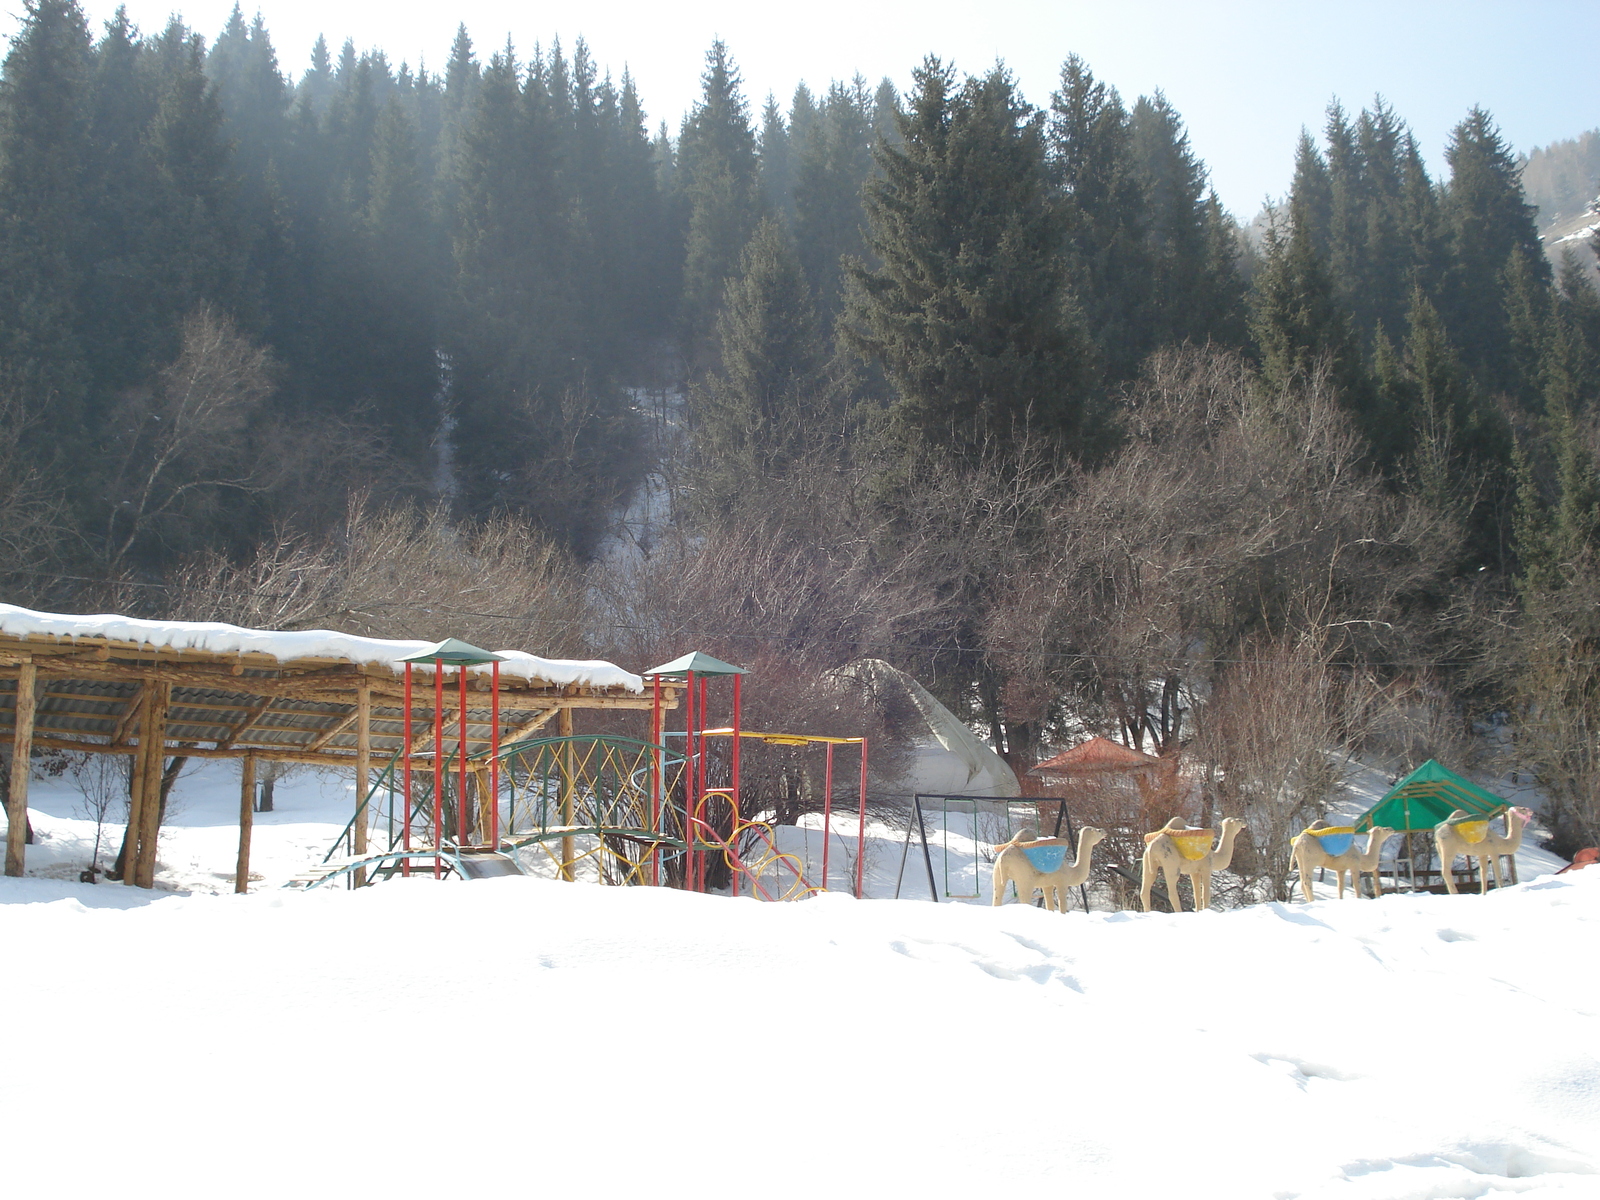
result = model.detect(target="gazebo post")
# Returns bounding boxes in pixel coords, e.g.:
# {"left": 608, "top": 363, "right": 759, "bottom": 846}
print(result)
{"left": 354, "top": 681, "right": 370, "bottom": 887}
{"left": 4, "top": 658, "right": 36, "bottom": 878}
{"left": 235, "top": 754, "right": 255, "bottom": 894}
{"left": 134, "top": 683, "right": 170, "bottom": 889}
{"left": 558, "top": 706, "right": 575, "bottom": 881}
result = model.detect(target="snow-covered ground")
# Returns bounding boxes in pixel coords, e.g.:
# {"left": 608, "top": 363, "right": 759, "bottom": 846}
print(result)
{"left": 4, "top": 759, "right": 1598, "bottom": 1198}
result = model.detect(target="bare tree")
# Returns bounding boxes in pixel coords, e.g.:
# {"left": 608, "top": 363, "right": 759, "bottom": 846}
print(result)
{"left": 99, "top": 304, "right": 276, "bottom": 574}
{"left": 172, "top": 495, "right": 592, "bottom": 653}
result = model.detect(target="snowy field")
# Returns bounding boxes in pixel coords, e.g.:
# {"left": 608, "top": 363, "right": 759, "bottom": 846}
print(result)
{"left": 4, "top": 761, "right": 1598, "bottom": 1198}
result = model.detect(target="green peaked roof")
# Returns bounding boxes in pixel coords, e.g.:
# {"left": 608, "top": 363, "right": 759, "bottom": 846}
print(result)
{"left": 399, "top": 638, "right": 504, "bottom": 665}
{"left": 1355, "top": 759, "right": 1506, "bottom": 833}
{"left": 642, "top": 651, "right": 748, "bottom": 678}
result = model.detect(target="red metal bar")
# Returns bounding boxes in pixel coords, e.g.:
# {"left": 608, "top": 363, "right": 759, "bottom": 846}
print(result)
{"left": 490, "top": 661, "right": 500, "bottom": 852}
{"left": 684, "top": 670, "right": 696, "bottom": 892}
{"left": 822, "top": 742, "right": 835, "bottom": 890}
{"left": 650, "top": 674, "right": 662, "bottom": 887}
{"left": 402, "top": 664, "right": 413, "bottom": 878}
{"left": 458, "top": 665, "right": 469, "bottom": 847}
{"left": 433, "top": 657, "right": 444, "bottom": 878}
{"left": 856, "top": 739, "right": 869, "bottom": 899}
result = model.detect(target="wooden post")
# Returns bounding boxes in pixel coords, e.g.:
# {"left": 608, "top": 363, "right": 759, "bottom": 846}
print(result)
{"left": 123, "top": 695, "right": 152, "bottom": 887}
{"left": 235, "top": 754, "right": 256, "bottom": 894}
{"left": 559, "top": 706, "right": 575, "bottom": 881}
{"left": 5, "top": 658, "right": 37, "bottom": 878}
{"left": 354, "top": 681, "right": 371, "bottom": 888}
{"left": 134, "top": 682, "right": 170, "bottom": 889}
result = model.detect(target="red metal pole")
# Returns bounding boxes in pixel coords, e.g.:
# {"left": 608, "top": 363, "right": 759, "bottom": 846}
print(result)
{"left": 402, "top": 663, "right": 413, "bottom": 877}
{"left": 490, "top": 661, "right": 500, "bottom": 852}
{"left": 731, "top": 673, "right": 742, "bottom": 811}
{"left": 458, "top": 665, "right": 469, "bottom": 847}
{"left": 731, "top": 673, "right": 743, "bottom": 897}
{"left": 856, "top": 739, "right": 869, "bottom": 899}
{"left": 822, "top": 742, "right": 835, "bottom": 891}
{"left": 697, "top": 674, "right": 709, "bottom": 893}
{"left": 684, "top": 670, "right": 696, "bottom": 892}
{"left": 650, "top": 674, "right": 661, "bottom": 887}
{"left": 433, "top": 656, "right": 444, "bottom": 878}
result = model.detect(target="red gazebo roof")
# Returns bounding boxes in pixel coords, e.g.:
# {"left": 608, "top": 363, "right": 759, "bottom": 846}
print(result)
{"left": 1029, "top": 736, "right": 1165, "bottom": 776}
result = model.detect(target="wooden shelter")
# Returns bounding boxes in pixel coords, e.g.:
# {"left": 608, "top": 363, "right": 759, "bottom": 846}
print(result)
{"left": 0, "top": 605, "right": 666, "bottom": 891}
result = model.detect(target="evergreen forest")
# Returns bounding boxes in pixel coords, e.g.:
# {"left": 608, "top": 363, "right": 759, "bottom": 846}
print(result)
{"left": 4, "top": 1, "right": 1600, "bottom": 871}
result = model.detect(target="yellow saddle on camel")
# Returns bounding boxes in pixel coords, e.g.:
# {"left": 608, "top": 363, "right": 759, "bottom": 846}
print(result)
{"left": 1146, "top": 827, "right": 1215, "bottom": 861}
{"left": 1450, "top": 819, "right": 1490, "bottom": 845}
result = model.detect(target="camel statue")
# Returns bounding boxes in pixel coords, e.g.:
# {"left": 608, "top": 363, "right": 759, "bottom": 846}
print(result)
{"left": 1140, "top": 817, "right": 1246, "bottom": 912}
{"left": 1292, "top": 822, "right": 1397, "bottom": 901}
{"left": 1435, "top": 806, "right": 1534, "bottom": 895}
{"left": 991, "top": 826, "right": 1107, "bottom": 912}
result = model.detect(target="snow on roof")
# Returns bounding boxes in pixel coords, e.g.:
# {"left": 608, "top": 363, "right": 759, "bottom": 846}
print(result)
{"left": 0, "top": 603, "right": 642, "bottom": 693}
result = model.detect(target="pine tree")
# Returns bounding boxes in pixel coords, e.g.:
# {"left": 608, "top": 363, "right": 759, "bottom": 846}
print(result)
{"left": 1248, "top": 203, "right": 1382, "bottom": 449}
{"left": 1441, "top": 106, "right": 1550, "bottom": 392}
{"left": 1047, "top": 55, "right": 1151, "bottom": 381}
{"left": 0, "top": 0, "right": 95, "bottom": 441}
{"left": 757, "top": 94, "right": 792, "bottom": 225}
{"left": 846, "top": 58, "right": 1096, "bottom": 455}
{"left": 692, "top": 219, "right": 836, "bottom": 517}
{"left": 1289, "top": 130, "right": 1333, "bottom": 262}
{"left": 792, "top": 77, "right": 875, "bottom": 316}
{"left": 1376, "top": 289, "right": 1512, "bottom": 560}
{"left": 1128, "top": 92, "right": 1245, "bottom": 349}
{"left": 677, "top": 40, "right": 763, "bottom": 356}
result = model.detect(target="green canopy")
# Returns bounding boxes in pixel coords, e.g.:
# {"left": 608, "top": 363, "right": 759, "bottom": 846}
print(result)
{"left": 399, "top": 638, "right": 503, "bottom": 666}
{"left": 1354, "top": 759, "right": 1506, "bottom": 833}
{"left": 642, "top": 651, "right": 747, "bottom": 679}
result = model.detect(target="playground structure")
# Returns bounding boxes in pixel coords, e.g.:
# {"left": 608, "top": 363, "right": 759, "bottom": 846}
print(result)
{"left": 301, "top": 648, "right": 876, "bottom": 901}
{"left": 1292, "top": 823, "right": 1397, "bottom": 901}
{"left": 1140, "top": 817, "right": 1247, "bottom": 912}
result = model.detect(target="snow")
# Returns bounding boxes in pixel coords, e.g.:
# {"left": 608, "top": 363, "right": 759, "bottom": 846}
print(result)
{"left": 0, "top": 601, "right": 644, "bottom": 691}
{"left": 4, "top": 763, "right": 1597, "bottom": 1197}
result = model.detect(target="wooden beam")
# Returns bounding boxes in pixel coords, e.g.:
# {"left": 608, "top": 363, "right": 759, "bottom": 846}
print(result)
{"left": 16, "top": 732, "right": 446, "bottom": 771}
{"left": 5, "top": 659, "right": 37, "bottom": 877}
{"left": 498, "top": 708, "right": 560, "bottom": 744}
{"left": 217, "top": 696, "right": 276, "bottom": 750}
{"left": 235, "top": 755, "right": 255, "bottom": 894}
{"left": 111, "top": 684, "right": 147, "bottom": 746}
{"left": 308, "top": 710, "right": 359, "bottom": 753}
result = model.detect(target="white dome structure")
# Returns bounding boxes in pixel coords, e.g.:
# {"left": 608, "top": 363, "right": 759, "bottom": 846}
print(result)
{"left": 831, "top": 659, "right": 1020, "bottom": 798}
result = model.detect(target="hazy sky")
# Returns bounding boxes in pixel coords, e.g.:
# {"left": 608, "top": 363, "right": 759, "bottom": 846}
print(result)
{"left": 9, "top": 1, "right": 1597, "bottom": 218}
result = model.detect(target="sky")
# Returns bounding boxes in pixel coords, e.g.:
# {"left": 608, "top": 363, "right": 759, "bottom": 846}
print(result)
{"left": 7, "top": 0, "right": 1597, "bottom": 218}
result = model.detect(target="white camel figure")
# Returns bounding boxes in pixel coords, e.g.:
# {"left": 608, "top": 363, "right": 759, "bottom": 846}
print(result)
{"left": 1140, "top": 816, "right": 1246, "bottom": 912}
{"left": 1292, "top": 822, "right": 1397, "bottom": 901}
{"left": 1435, "top": 806, "right": 1533, "bottom": 895}
{"left": 991, "top": 826, "right": 1107, "bottom": 911}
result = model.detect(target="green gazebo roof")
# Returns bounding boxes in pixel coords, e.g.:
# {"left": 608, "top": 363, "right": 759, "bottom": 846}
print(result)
{"left": 1354, "top": 759, "right": 1507, "bottom": 833}
{"left": 398, "top": 638, "right": 504, "bottom": 666}
{"left": 642, "top": 651, "right": 748, "bottom": 679}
